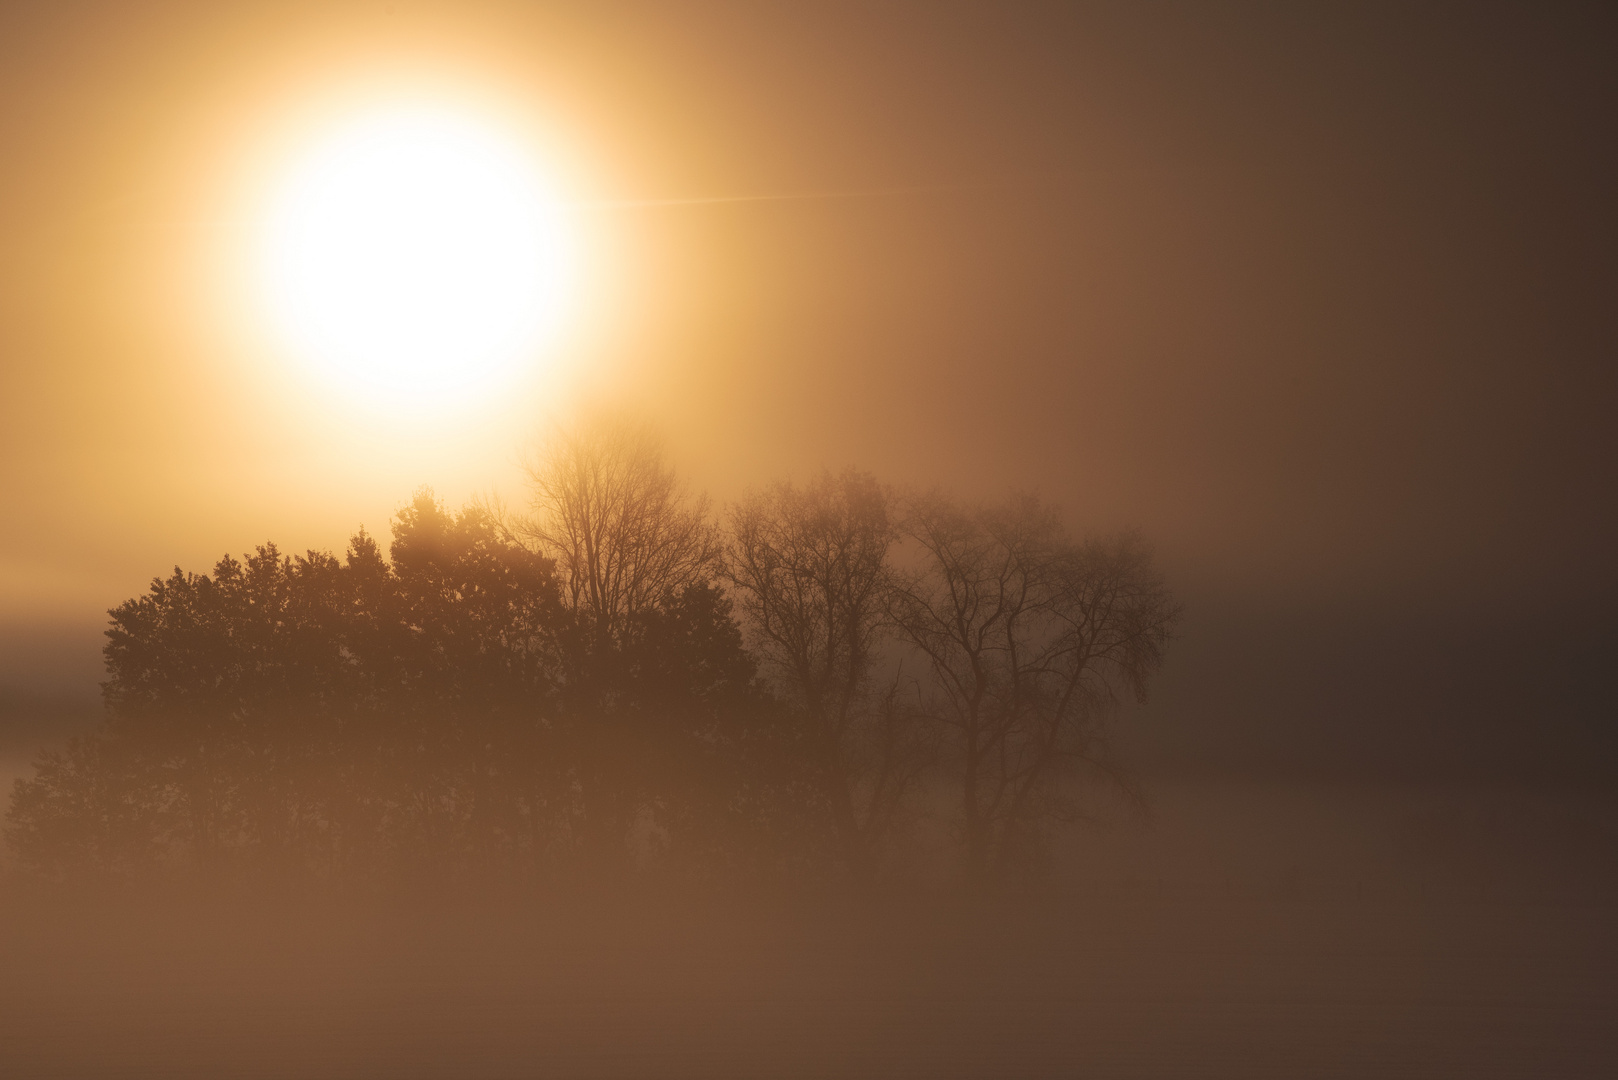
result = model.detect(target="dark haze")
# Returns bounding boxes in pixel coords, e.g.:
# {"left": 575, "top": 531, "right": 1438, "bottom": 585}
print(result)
{"left": 3, "top": 4, "right": 1617, "bottom": 1077}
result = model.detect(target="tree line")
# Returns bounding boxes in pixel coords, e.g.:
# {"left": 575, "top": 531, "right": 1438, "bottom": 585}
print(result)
{"left": 5, "top": 417, "right": 1179, "bottom": 886}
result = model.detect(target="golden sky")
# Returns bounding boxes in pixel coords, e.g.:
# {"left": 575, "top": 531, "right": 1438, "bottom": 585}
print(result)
{"left": 3, "top": 3, "right": 1616, "bottom": 718}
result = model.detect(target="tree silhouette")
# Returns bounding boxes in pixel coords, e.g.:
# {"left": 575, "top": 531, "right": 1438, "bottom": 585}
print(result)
{"left": 724, "top": 469, "right": 930, "bottom": 880}
{"left": 5, "top": 488, "right": 786, "bottom": 879}
{"left": 509, "top": 414, "right": 755, "bottom": 875}
{"left": 517, "top": 413, "right": 719, "bottom": 643}
{"left": 35, "top": 495, "right": 571, "bottom": 874}
{"left": 4, "top": 733, "right": 165, "bottom": 875}
{"left": 5, "top": 450, "right": 1178, "bottom": 889}
{"left": 890, "top": 492, "right": 1180, "bottom": 880}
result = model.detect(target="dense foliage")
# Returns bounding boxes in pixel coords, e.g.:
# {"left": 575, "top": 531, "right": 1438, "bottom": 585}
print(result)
{"left": 6, "top": 494, "right": 809, "bottom": 879}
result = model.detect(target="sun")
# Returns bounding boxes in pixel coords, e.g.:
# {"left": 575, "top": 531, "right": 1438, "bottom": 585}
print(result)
{"left": 258, "top": 104, "right": 570, "bottom": 410}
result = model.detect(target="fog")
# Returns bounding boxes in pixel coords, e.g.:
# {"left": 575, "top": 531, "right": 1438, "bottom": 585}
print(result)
{"left": 4, "top": 3, "right": 1617, "bottom": 1075}
{"left": 3, "top": 777, "right": 1615, "bottom": 1077}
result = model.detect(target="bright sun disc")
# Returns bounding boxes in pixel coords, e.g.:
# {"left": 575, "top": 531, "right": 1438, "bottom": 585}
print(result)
{"left": 259, "top": 105, "right": 568, "bottom": 408}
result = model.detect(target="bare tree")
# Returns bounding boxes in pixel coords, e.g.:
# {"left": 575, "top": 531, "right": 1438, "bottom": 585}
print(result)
{"left": 724, "top": 469, "right": 927, "bottom": 879}
{"left": 891, "top": 492, "right": 1179, "bottom": 881}
{"left": 517, "top": 414, "right": 719, "bottom": 642}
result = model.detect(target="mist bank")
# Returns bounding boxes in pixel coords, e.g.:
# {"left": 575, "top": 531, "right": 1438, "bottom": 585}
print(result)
{"left": 1120, "top": 589, "right": 1618, "bottom": 786}
{"left": 3, "top": 774, "right": 1615, "bottom": 1078}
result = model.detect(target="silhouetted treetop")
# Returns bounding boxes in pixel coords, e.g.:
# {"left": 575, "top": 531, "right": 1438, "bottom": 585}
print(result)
{"left": 517, "top": 414, "right": 719, "bottom": 644}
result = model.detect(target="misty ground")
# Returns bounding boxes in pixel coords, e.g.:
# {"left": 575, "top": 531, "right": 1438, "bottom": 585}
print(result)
{"left": 2, "top": 769, "right": 1613, "bottom": 1079}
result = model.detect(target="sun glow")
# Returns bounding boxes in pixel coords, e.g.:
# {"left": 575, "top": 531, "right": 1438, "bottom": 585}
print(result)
{"left": 258, "top": 104, "right": 570, "bottom": 410}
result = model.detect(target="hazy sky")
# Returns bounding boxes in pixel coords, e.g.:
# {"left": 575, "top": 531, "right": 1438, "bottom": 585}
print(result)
{"left": 3, "top": 3, "right": 1614, "bottom": 774}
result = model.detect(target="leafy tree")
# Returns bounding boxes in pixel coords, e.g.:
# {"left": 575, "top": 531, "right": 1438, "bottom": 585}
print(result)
{"left": 8, "top": 494, "right": 572, "bottom": 876}
{"left": 4, "top": 734, "right": 168, "bottom": 875}
{"left": 6, "top": 483, "right": 801, "bottom": 881}
{"left": 612, "top": 582, "right": 818, "bottom": 873}
{"left": 97, "top": 540, "right": 359, "bottom": 866}
{"left": 356, "top": 494, "right": 565, "bottom": 867}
